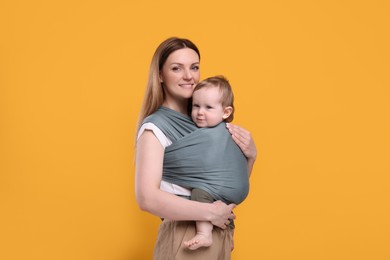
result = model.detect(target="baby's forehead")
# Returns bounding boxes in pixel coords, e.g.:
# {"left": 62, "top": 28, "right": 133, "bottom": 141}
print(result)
{"left": 193, "top": 86, "right": 222, "bottom": 98}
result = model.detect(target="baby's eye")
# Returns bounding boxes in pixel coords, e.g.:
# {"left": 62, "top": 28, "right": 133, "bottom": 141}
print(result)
{"left": 193, "top": 104, "right": 200, "bottom": 108}
{"left": 206, "top": 106, "right": 213, "bottom": 109}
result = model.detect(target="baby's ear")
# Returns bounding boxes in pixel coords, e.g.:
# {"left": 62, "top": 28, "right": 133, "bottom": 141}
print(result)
{"left": 222, "top": 106, "right": 233, "bottom": 119}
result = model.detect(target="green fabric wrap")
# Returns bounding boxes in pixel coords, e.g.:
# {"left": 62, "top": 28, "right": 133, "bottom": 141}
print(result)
{"left": 142, "top": 106, "right": 249, "bottom": 204}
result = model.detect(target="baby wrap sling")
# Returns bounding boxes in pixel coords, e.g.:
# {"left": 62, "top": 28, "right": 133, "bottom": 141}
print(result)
{"left": 142, "top": 106, "right": 249, "bottom": 204}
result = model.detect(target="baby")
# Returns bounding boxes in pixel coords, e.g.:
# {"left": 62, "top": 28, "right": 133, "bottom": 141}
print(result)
{"left": 184, "top": 75, "right": 240, "bottom": 250}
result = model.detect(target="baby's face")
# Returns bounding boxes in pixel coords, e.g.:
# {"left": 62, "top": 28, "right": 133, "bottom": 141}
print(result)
{"left": 191, "top": 87, "right": 225, "bottom": 127}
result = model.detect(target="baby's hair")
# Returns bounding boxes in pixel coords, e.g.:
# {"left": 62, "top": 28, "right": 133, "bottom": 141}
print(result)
{"left": 193, "top": 75, "right": 234, "bottom": 122}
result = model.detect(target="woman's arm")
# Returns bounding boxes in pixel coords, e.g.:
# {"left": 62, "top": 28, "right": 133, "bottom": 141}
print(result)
{"left": 135, "top": 130, "right": 236, "bottom": 228}
{"left": 226, "top": 123, "right": 257, "bottom": 177}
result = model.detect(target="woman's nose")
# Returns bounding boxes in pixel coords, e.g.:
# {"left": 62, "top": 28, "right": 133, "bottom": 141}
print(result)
{"left": 183, "top": 69, "right": 193, "bottom": 80}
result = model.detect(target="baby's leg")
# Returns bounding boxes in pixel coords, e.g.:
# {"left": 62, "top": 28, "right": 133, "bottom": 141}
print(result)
{"left": 184, "top": 220, "right": 213, "bottom": 250}
{"left": 184, "top": 188, "right": 215, "bottom": 250}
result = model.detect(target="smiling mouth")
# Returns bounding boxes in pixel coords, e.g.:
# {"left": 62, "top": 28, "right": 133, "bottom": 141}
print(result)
{"left": 179, "top": 83, "right": 194, "bottom": 88}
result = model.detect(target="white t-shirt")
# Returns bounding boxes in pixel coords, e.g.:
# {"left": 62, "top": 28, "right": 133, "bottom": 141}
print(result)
{"left": 137, "top": 122, "right": 191, "bottom": 196}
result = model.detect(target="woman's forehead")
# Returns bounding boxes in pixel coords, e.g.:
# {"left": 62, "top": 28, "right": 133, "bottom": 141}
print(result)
{"left": 166, "top": 48, "right": 200, "bottom": 64}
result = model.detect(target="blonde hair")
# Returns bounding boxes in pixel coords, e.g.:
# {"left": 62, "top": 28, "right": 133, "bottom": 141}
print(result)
{"left": 137, "top": 37, "right": 200, "bottom": 130}
{"left": 193, "top": 75, "right": 235, "bottom": 123}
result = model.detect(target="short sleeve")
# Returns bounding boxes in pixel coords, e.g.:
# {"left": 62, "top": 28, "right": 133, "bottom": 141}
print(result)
{"left": 137, "top": 122, "right": 172, "bottom": 148}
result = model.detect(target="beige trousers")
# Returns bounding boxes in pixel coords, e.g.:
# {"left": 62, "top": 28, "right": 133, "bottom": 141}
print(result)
{"left": 153, "top": 220, "right": 232, "bottom": 260}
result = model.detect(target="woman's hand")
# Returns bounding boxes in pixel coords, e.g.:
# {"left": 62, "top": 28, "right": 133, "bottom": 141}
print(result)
{"left": 210, "top": 200, "right": 236, "bottom": 229}
{"left": 226, "top": 123, "right": 257, "bottom": 160}
{"left": 226, "top": 123, "right": 257, "bottom": 176}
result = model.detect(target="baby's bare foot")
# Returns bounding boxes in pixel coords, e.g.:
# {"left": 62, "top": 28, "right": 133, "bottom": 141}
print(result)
{"left": 184, "top": 233, "right": 213, "bottom": 250}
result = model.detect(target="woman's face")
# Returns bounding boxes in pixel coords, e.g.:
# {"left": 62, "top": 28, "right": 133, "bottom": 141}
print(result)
{"left": 160, "top": 48, "right": 200, "bottom": 102}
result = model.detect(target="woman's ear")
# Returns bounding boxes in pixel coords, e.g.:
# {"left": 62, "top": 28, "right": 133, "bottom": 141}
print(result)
{"left": 159, "top": 73, "right": 163, "bottom": 83}
{"left": 222, "top": 106, "right": 233, "bottom": 119}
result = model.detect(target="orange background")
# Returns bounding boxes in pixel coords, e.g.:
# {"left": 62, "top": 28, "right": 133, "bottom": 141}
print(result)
{"left": 1, "top": 1, "right": 389, "bottom": 259}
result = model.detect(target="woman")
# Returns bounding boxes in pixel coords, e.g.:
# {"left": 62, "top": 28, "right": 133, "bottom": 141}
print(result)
{"left": 135, "top": 37, "right": 257, "bottom": 259}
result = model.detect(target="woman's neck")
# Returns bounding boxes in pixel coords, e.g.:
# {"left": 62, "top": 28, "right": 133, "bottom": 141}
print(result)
{"left": 162, "top": 99, "right": 189, "bottom": 115}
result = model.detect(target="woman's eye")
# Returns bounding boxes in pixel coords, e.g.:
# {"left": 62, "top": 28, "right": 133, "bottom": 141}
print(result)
{"left": 192, "top": 66, "right": 199, "bottom": 71}
{"left": 172, "top": 67, "right": 181, "bottom": 71}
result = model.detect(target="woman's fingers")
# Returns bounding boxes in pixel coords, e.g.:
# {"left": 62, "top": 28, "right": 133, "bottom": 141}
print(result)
{"left": 226, "top": 123, "right": 257, "bottom": 159}
{"left": 211, "top": 201, "right": 237, "bottom": 229}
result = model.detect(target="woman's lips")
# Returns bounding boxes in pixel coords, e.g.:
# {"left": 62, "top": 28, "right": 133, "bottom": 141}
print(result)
{"left": 179, "top": 83, "right": 194, "bottom": 89}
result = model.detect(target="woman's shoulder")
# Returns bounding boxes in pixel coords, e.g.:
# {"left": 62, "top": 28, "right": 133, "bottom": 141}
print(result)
{"left": 144, "top": 106, "right": 192, "bottom": 125}
{"left": 143, "top": 107, "right": 197, "bottom": 141}
{"left": 137, "top": 122, "right": 172, "bottom": 148}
